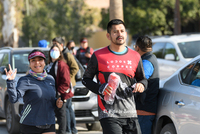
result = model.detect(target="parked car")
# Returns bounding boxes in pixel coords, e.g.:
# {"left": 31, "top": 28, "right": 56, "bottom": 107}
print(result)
{"left": 151, "top": 34, "right": 200, "bottom": 79}
{"left": 153, "top": 55, "right": 200, "bottom": 134}
{"left": 0, "top": 47, "right": 100, "bottom": 134}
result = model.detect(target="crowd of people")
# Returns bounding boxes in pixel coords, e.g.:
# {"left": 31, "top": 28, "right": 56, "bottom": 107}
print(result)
{"left": 5, "top": 19, "right": 159, "bottom": 134}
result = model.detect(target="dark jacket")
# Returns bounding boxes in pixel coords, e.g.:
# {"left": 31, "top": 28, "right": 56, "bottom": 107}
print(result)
{"left": 76, "top": 47, "right": 94, "bottom": 66}
{"left": 136, "top": 51, "right": 160, "bottom": 113}
{"left": 7, "top": 74, "right": 56, "bottom": 126}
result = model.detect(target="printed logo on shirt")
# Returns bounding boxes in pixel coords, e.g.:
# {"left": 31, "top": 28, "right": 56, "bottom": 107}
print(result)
{"left": 106, "top": 60, "right": 133, "bottom": 70}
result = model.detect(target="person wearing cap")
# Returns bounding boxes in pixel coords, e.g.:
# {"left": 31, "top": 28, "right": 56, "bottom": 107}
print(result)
{"left": 38, "top": 39, "right": 49, "bottom": 48}
{"left": 66, "top": 40, "right": 77, "bottom": 55}
{"left": 76, "top": 37, "right": 94, "bottom": 67}
{"left": 5, "top": 49, "right": 63, "bottom": 134}
{"left": 134, "top": 36, "right": 159, "bottom": 134}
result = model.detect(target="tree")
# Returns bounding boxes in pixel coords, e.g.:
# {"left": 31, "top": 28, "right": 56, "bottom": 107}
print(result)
{"left": 22, "top": 0, "right": 97, "bottom": 46}
{"left": 1, "top": 0, "right": 23, "bottom": 47}
{"left": 174, "top": 0, "right": 181, "bottom": 34}
{"left": 109, "top": 0, "right": 123, "bottom": 21}
{"left": 124, "top": 0, "right": 175, "bottom": 36}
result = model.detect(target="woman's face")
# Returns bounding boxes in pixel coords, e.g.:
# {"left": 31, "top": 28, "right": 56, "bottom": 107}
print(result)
{"left": 68, "top": 42, "right": 75, "bottom": 50}
{"left": 29, "top": 57, "right": 45, "bottom": 73}
{"left": 50, "top": 46, "right": 60, "bottom": 60}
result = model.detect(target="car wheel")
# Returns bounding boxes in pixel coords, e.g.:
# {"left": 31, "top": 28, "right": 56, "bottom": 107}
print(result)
{"left": 86, "top": 122, "right": 102, "bottom": 131}
{"left": 160, "top": 123, "right": 177, "bottom": 134}
{"left": 6, "top": 100, "right": 20, "bottom": 134}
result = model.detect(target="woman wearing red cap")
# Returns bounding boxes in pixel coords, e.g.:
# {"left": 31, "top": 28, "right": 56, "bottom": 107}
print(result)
{"left": 5, "top": 49, "right": 63, "bottom": 134}
{"left": 76, "top": 37, "right": 94, "bottom": 68}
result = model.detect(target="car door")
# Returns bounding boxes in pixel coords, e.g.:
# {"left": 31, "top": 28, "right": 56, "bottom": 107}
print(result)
{"left": 172, "top": 61, "right": 200, "bottom": 134}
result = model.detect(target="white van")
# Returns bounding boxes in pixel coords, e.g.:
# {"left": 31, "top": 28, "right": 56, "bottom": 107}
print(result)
{"left": 152, "top": 34, "right": 200, "bottom": 79}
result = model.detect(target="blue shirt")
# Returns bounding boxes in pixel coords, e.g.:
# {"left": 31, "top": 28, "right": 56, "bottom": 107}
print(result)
{"left": 191, "top": 79, "right": 200, "bottom": 87}
{"left": 142, "top": 60, "right": 154, "bottom": 79}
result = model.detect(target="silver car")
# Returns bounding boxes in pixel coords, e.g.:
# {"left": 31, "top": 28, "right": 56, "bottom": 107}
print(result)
{"left": 154, "top": 55, "right": 200, "bottom": 134}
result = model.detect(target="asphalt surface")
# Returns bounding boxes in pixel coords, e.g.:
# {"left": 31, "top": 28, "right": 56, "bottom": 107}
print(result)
{"left": 0, "top": 119, "right": 102, "bottom": 134}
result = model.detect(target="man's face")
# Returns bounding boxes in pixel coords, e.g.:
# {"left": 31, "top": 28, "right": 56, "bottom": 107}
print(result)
{"left": 53, "top": 41, "right": 63, "bottom": 51}
{"left": 80, "top": 42, "right": 88, "bottom": 49}
{"left": 107, "top": 24, "right": 127, "bottom": 46}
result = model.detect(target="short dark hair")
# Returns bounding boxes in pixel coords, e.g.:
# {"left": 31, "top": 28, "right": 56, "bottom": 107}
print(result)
{"left": 135, "top": 36, "right": 152, "bottom": 52}
{"left": 107, "top": 19, "right": 125, "bottom": 34}
{"left": 52, "top": 37, "right": 65, "bottom": 45}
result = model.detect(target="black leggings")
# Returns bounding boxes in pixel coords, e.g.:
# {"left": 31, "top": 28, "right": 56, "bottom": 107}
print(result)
{"left": 100, "top": 117, "right": 141, "bottom": 134}
{"left": 20, "top": 124, "right": 55, "bottom": 134}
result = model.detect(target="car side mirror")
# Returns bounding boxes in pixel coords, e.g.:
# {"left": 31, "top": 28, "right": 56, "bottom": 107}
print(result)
{"left": 0, "top": 66, "right": 6, "bottom": 74}
{"left": 165, "top": 54, "right": 175, "bottom": 61}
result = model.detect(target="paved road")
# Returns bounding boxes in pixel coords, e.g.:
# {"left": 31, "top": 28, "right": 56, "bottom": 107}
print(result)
{"left": 0, "top": 119, "right": 102, "bottom": 134}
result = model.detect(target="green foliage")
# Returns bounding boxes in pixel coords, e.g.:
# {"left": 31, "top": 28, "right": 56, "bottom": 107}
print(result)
{"left": 99, "top": 8, "right": 109, "bottom": 29}
{"left": 124, "top": 0, "right": 175, "bottom": 36}
{"left": 99, "top": 0, "right": 200, "bottom": 36}
{"left": 22, "top": 0, "right": 96, "bottom": 46}
{"left": 180, "top": 0, "right": 200, "bottom": 25}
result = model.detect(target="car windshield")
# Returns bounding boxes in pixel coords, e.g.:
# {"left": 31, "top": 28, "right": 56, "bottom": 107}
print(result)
{"left": 12, "top": 51, "right": 49, "bottom": 73}
{"left": 178, "top": 40, "right": 200, "bottom": 58}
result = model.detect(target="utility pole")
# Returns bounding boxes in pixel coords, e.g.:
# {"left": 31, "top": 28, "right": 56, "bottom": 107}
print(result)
{"left": 174, "top": 0, "right": 181, "bottom": 35}
{"left": 109, "top": 0, "right": 123, "bottom": 21}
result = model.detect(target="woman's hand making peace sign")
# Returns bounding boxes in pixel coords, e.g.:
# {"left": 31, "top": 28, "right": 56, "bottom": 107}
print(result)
{"left": 4, "top": 64, "right": 17, "bottom": 80}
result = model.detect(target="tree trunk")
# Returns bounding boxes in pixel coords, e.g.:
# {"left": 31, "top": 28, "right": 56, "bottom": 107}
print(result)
{"left": 174, "top": 0, "right": 181, "bottom": 35}
{"left": 2, "top": 0, "right": 19, "bottom": 47}
{"left": 109, "top": 0, "right": 123, "bottom": 21}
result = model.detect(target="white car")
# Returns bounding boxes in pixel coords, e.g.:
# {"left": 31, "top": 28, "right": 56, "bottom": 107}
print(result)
{"left": 152, "top": 34, "right": 200, "bottom": 80}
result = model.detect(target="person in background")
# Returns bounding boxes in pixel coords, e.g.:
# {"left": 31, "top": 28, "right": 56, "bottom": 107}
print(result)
{"left": 52, "top": 37, "right": 79, "bottom": 134}
{"left": 52, "top": 37, "right": 79, "bottom": 87}
{"left": 65, "top": 40, "right": 78, "bottom": 134}
{"left": 76, "top": 37, "right": 94, "bottom": 68}
{"left": 66, "top": 40, "right": 77, "bottom": 55}
{"left": 46, "top": 44, "right": 73, "bottom": 134}
{"left": 134, "top": 36, "right": 160, "bottom": 134}
{"left": 191, "top": 63, "right": 200, "bottom": 87}
{"left": 5, "top": 49, "right": 63, "bottom": 134}
{"left": 38, "top": 39, "right": 49, "bottom": 48}
{"left": 82, "top": 19, "right": 147, "bottom": 134}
